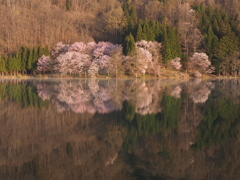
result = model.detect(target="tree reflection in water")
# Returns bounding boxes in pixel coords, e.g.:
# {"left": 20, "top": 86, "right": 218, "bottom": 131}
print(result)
{"left": 0, "top": 78, "right": 239, "bottom": 180}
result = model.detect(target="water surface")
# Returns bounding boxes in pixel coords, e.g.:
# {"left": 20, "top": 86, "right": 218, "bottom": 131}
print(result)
{"left": 0, "top": 78, "right": 240, "bottom": 180}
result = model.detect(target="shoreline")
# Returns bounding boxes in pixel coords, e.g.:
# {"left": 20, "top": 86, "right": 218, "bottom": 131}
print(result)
{"left": 0, "top": 69, "right": 237, "bottom": 80}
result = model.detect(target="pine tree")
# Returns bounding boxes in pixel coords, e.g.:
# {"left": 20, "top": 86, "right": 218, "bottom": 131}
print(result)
{"left": 212, "top": 17, "right": 220, "bottom": 36}
{"left": 218, "top": 20, "right": 231, "bottom": 38}
{"left": 31, "top": 47, "right": 38, "bottom": 71}
{"left": 155, "top": 22, "right": 163, "bottom": 42}
{"left": 66, "top": 0, "right": 71, "bottom": 11}
{"left": 27, "top": 48, "right": 33, "bottom": 73}
{"left": 0, "top": 56, "right": 6, "bottom": 75}
{"left": 169, "top": 28, "right": 181, "bottom": 58}
{"left": 122, "top": 2, "right": 138, "bottom": 39}
{"left": 148, "top": 20, "right": 157, "bottom": 41}
{"left": 123, "top": 33, "right": 136, "bottom": 56}
{"left": 135, "top": 21, "right": 145, "bottom": 41}
{"left": 15, "top": 52, "right": 22, "bottom": 75}
{"left": 20, "top": 46, "right": 28, "bottom": 73}
{"left": 217, "top": 32, "right": 238, "bottom": 59}
{"left": 162, "top": 27, "right": 172, "bottom": 62}
{"left": 206, "top": 26, "right": 215, "bottom": 56}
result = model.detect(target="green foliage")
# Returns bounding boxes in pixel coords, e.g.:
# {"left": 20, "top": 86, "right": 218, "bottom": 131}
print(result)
{"left": 181, "top": 54, "right": 189, "bottom": 70}
{"left": 122, "top": 2, "right": 138, "bottom": 37}
{"left": 2, "top": 45, "right": 49, "bottom": 75}
{"left": 194, "top": 4, "right": 240, "bottom": 75}
{"left": 0, "top": 56, "right": 6, "bottom": 73}
{"left": 162, "top": 26, "right": 181, "bottom": 62}
{"left": 135, "top": 19, "right": 161, "bottom": 42}
{"left": 66, "top": 0, "right": 72, "bottom": 11}
{"left": 193, "top": 97, "right": 239, "bottom": 149}
{"left": 135, "top": 20, "right": 146, "bottom": 41}
{"left": 0, "top": 82, "right": 49, "bottom": 108}
{"left": 161, "top": 93, "right": 181, "bottom": 130}
{"left": 123, "top": 100, "right": 136, "bottom": 122}
{"left": 122, "top": 93, "right": 182, "bottom": 152}
{"left": 123, "top": 33, "right": 136, "bottom": 55}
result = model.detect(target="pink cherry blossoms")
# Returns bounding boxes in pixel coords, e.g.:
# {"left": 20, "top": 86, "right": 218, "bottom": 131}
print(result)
{"left": 37, "top": 55, "right": 51, "bottom": 73}
{"left": 171, "top": 57, "right": 182, "bottom": 70}
{"left": 189, "top": 52, "right": 214, "bottom": 73}
{"left": 37, "top": 40, "right": 163, "bottom": 77}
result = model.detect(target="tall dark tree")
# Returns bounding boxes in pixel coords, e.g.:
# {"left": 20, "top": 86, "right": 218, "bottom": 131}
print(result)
{"left": 123, "top": 33, "right": 136, "bottom": 56}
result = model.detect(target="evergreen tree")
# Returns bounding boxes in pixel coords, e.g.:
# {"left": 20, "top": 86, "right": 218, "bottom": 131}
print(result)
{"left": 162, "top": 26, "right": 181, "bottom": 62}
{"left": 148, "top": 20, "right": 157, "bottom": 41}
{"left": 31, "top": 47, "right": 39, "bottom": 72}
{"left": 169, "top": 28, "right": 181, "bottom": 58}
{"left": 122, "top": 2, "right": 138, "bottom": 40}
{"left": 15, "top": 52, "right": 22, "bottom": 74}
{"left": 162, "top": 27, "right": 172, "bottom": 62}
{"left": 155, "top": 22, "right": 164, "bottom": 42}
{"left": 217, "top": 32, "right": 238, "bottom": 59}
{"left": 212, "top": 17, "right": 220, "bottom": 36}
{"left": 123, "top": 33, "right": 136, "bottom": 56}
{"left": 66, "top": 0, "right": 71, "bottom": 11}
{"left": 27, "top": 48, "right": 33, "bottom": 72}
{"left": 135, "top": 21, "right": 145, "bottom": 41}
{"left": 0, "top": 56, "right": 6, "bottom": 75}
{"left": 218, "top": 20, "right": 231, "bottom": 38}
{"left": 20, "top": 46, "right": 28, "bottom": 73}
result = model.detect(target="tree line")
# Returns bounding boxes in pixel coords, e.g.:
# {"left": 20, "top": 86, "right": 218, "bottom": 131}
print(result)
{"left": 0, "top": 0, "right": 240, "bottom": 76}
{"left": 0, "top": 46, "right": 49, "bottom": 75}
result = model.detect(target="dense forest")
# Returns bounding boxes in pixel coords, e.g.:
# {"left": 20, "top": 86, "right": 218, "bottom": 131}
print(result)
{"left": 0, "top": 0, "right": 240, "bottom": 77}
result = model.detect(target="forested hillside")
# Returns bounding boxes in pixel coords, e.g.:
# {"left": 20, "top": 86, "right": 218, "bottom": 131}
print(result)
{"left": 0, "top": 0, "right": 240, "bottom": 76}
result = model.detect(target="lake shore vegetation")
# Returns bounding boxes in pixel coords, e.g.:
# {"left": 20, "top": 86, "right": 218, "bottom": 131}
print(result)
{"left": 0, "top": 0, "right": 240, "bottom": 78}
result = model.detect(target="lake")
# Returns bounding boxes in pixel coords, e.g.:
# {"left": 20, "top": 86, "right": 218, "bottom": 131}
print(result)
{"left": 0, "top": 78, "right": 239, "bottom": 180}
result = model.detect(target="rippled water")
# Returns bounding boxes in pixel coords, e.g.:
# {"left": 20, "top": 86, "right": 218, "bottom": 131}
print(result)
{"left": 0, "top": 78, "right": 240, "bottom": 180}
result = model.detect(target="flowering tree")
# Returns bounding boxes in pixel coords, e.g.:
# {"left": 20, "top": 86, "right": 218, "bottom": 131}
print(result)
{"left": 44, "top": 40, "right": 163, "bottom": 77}
{"left": 171, "top": 57, "right": 182, "bottom": 70}
{"left": 92, "top": 42, "right": 119, "bottom": 75}
{"left": 37, "top": 55, "right": 51, "bottom": 74}
{"left": 68, "top": 42, "right": 87, "bottom": 52}
{"left": 51, "top": 42, "right": 70, "bottom": 59}
{"left": 171, "top": 86, "right": 182, "bottom": 98}
{"left": 54, "top": 51, "right": 91, "bottom": 76}
{"left": 37, "top": 83, "right": 51, "bottom": 100}
{"left": 108, "top": 46, "right": 125, "bottom": 77}
{"left": 135, "top": 40, "right": 162, "bottom": 76}
{"left": 189, "top": 52, "right": 214, "bottom": 73}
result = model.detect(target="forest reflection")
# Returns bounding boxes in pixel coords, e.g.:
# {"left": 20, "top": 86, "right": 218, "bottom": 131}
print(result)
{"left": 0, "top": 78, "right": 240, "bottom": 180}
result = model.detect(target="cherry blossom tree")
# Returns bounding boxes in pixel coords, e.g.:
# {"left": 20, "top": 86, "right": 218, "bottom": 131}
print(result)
{"left": 135, "top": 40, "right": 162, "bottom": 77}
{"left": 68, "top": 42, "right": 87, "bottom": 52}
{"left": 51, "top": 42, "right": 70, "bottom": 59}
{"left": 37, "top": 55, "right": 51, "bottom": 74}
{"left": 37, "top": 83, "right": 51, "bottom": 100}
{"left": 92, "top": 42, "right": 119, "bottom": 75}
{"left": 48, "top": 40, "right": 163, "bottom": 77}
{"left": 171, "top": 86, "right": 182, "bottom": 98}
{"left": 171, "top": 57, "right": 182, "bottom": 70}
{"left": 189, "top": 52, "right": 214, "bottom": 73}
{"left": 108, "top": 46, "right": 125, "bottom": 77}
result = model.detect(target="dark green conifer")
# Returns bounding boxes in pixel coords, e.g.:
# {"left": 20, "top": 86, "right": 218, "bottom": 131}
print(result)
{"left": 212, "top": 17, "right": 220, "bottom": 36}
{"left": 0, "top": 56, "right": 6, "bottom": 74}
{"left": 66, "top": 0, "right": 71, "bottom": 11}
{"left": 123, "top": 33, "right": 136, "bottom": 56}
{"left": 162, "top": 27, "right": 172, "bottom": 62}
{"left": 135, "top": 21, "right": 145, "bottom": 41}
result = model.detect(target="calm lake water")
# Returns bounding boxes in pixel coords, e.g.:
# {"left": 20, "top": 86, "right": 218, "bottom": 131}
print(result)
{"left": 0, "top": 78, "right": 240, "bottom": 180}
